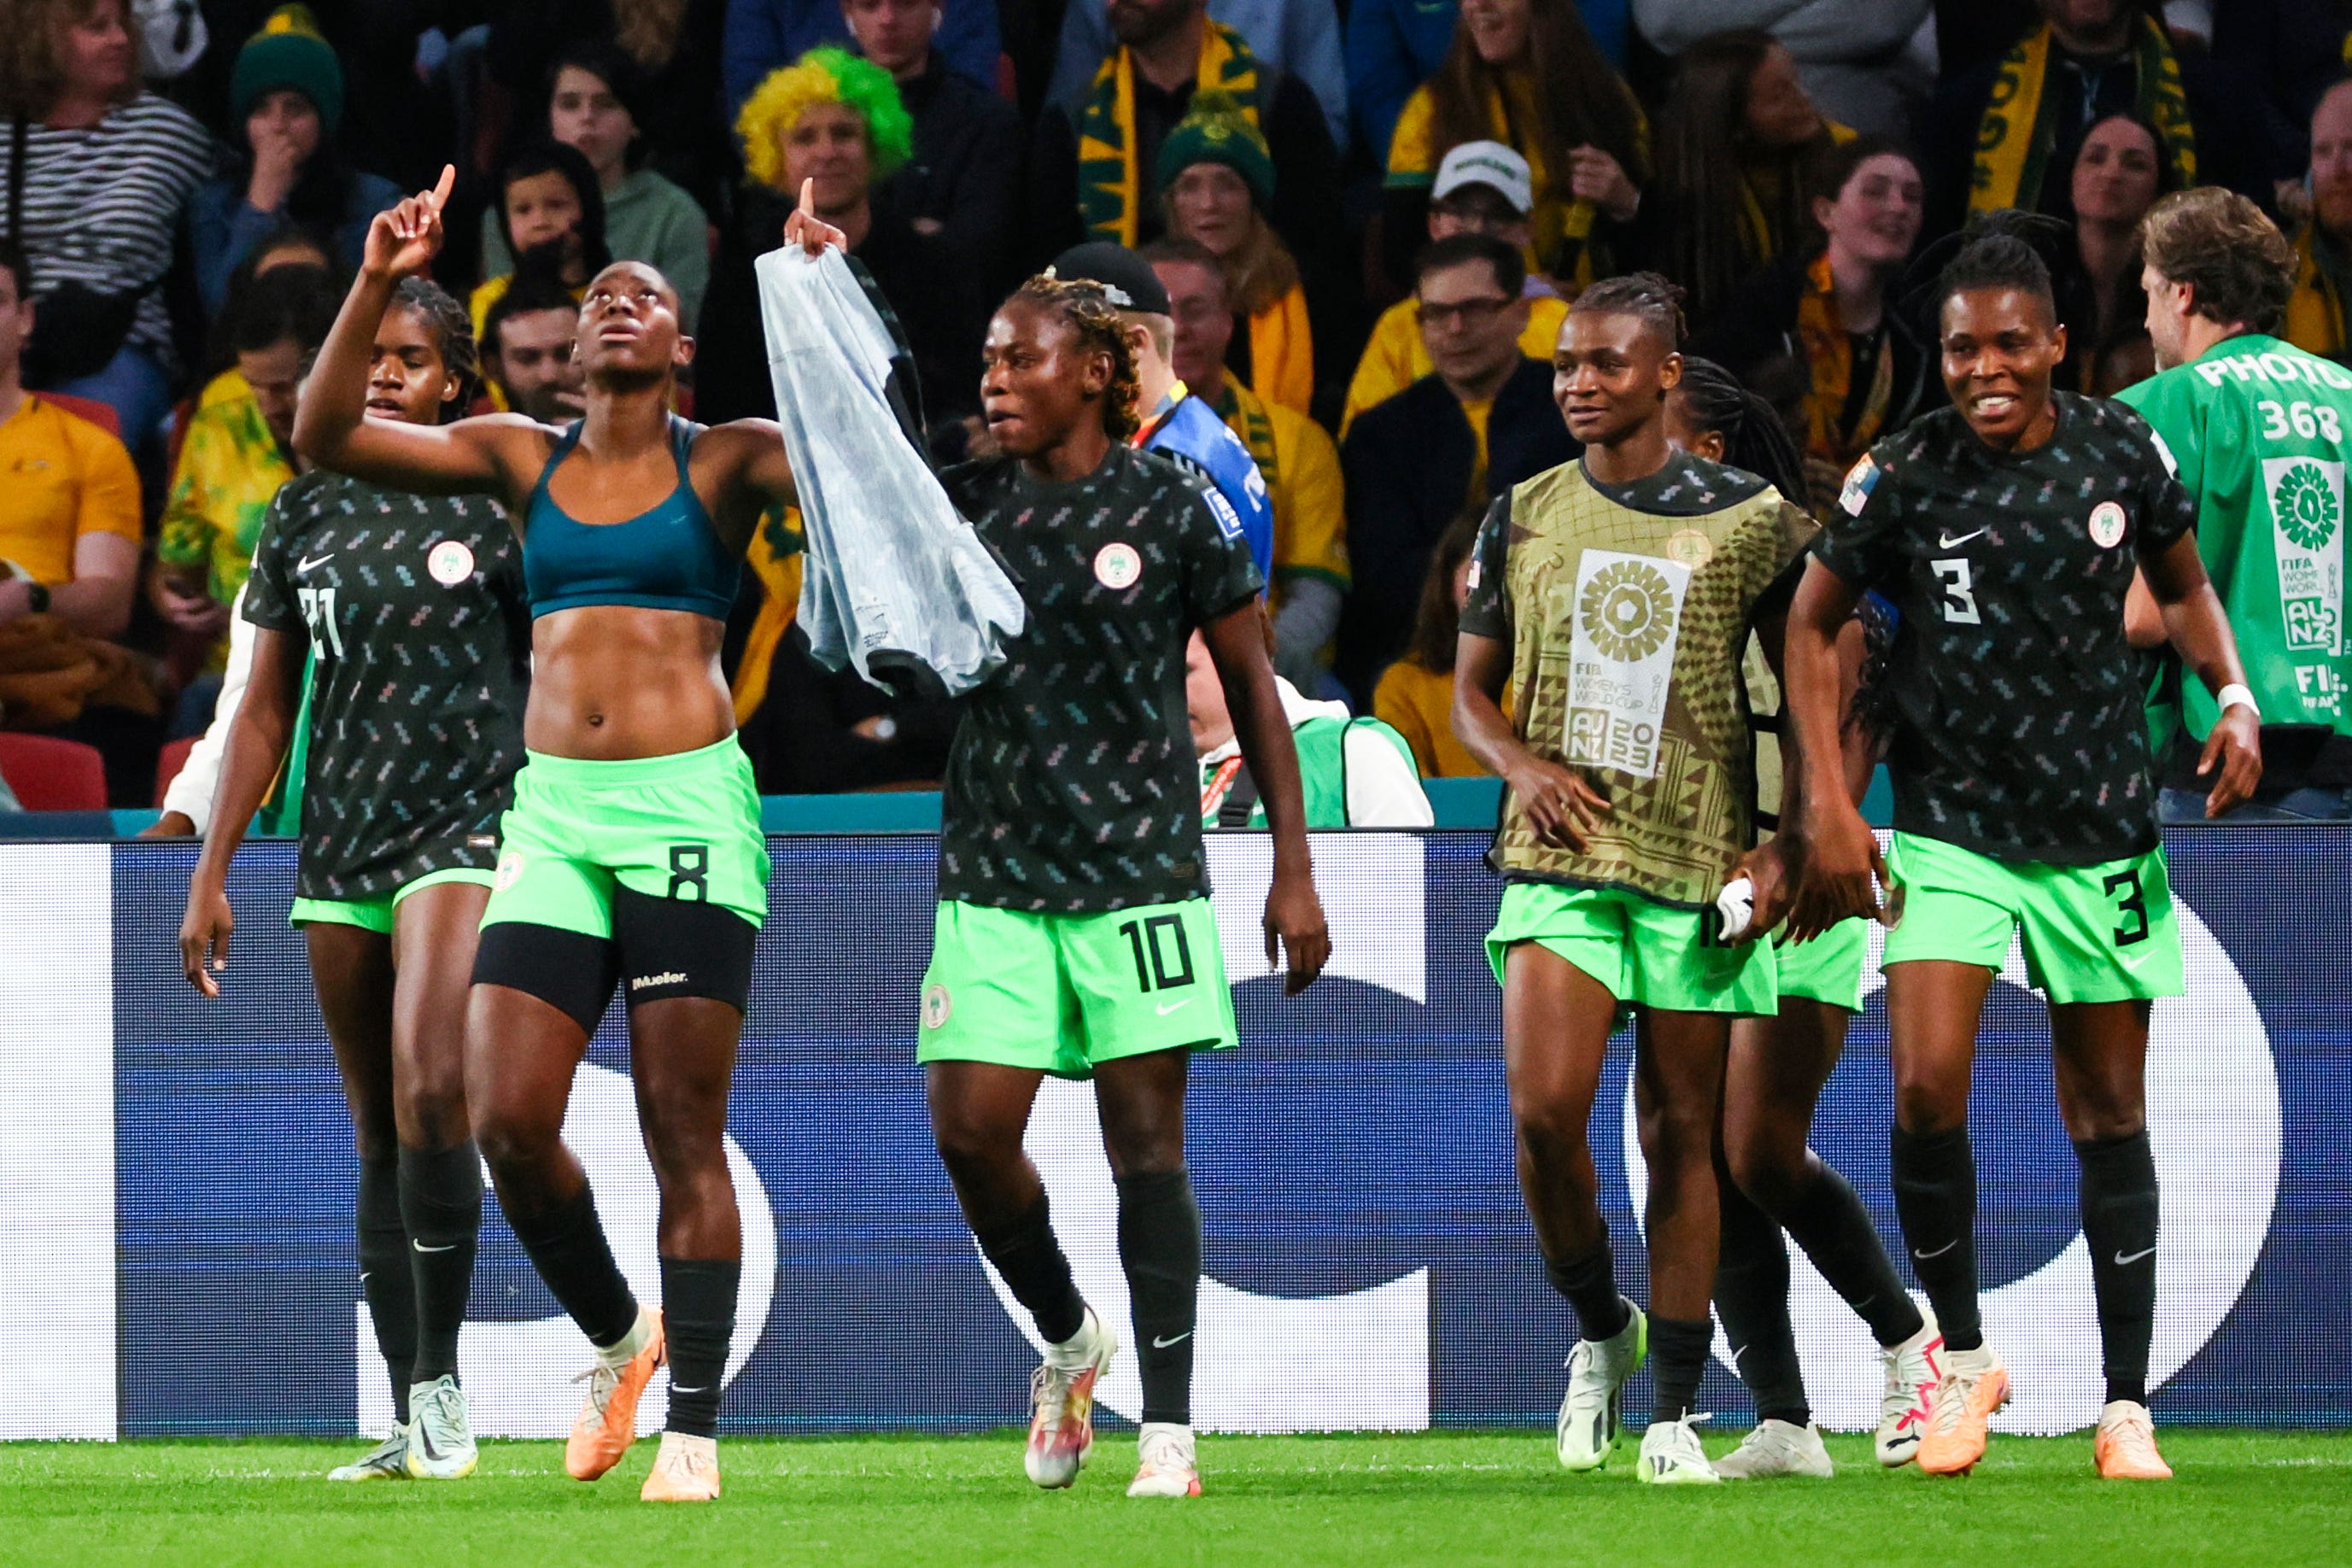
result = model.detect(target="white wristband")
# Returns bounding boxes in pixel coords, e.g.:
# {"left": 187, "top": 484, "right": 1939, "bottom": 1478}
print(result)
{"left": 2215, "top": 683, "right": 2259, "bottom": 719}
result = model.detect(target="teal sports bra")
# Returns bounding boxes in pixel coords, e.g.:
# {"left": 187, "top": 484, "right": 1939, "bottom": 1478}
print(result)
{"left": 523, "top": 415, "right": 740, "bottom": 622}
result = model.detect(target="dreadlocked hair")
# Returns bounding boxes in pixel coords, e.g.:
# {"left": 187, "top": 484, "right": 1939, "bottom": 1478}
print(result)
{"left": 391, "top": 277, "right": 481, "bottom": 422}
{"left": 1672, "top": 357, "right": 1807, "bottom": 511}
{"left": 1014, "top": 274, "right": 1143, "bottom": 441}
{"left": 1571, "top": 271, "right": 1687, "bottom": 349}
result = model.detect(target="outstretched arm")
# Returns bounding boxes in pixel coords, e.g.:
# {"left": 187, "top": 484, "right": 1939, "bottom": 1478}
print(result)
{"left": 293, "top": 167, "right": 545, "bottom": 500}
{"left": 2141, "top": 530, "right": 2261, "bottom": 817}
{"left": 1202, "top": 602, "right": 1330, "bottom": 994}
{"left": 709, "top": 180, "right": 856, "bottom": 524}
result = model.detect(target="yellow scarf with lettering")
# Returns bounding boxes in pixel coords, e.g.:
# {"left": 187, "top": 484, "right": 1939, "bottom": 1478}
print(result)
{"left": 2288, "top": 226, "right": 2350, "bottom": 361}
{"left": 1794, "top": 251, "right": 1894, "bottom": 465}
{"left": 1972, "top": 16, "right": 2194, "bottom": 217}
{"left": 1079, "top": 22, "right": 1260, "bottom": 247}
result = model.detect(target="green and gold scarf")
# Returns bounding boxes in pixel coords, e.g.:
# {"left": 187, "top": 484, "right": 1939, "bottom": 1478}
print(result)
{"left": 1970, "top": 15, "right": 2194, "bottom": 217}
{"left": 1078, "top": 21, "right": 1261, "bottom": 246}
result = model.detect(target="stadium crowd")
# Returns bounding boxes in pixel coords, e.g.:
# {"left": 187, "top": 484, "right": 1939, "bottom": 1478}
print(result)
{"left": 0, "top": 0, "right": 2344, "bottom": 816}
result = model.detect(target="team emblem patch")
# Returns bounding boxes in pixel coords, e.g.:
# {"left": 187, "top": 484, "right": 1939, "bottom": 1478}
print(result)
{"left": 1094, "top": 541, "right": 1143, "bottom": 589}
{"left": 922, "top": 981, "right": 952, "bottom": 1030}
{"left": 494, "top": 850, "right": 525, "bottom": 892}
{"left": 2088, "top": 500, "right": 2127, "bottom": 549}
{"left": 427, "top": 539, "right": 476, "bottom": 585}
{"left": 1838, "top": 456, "right": 1880, "bottom": 517}
{"left": 1665, "top": 527, "right": 1715, "bottom": 568}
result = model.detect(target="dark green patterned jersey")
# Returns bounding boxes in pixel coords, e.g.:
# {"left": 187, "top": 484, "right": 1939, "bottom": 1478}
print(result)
{"left": 937, "top": 444, "right": 1263, "bottom": 912}
{"left": 1460, "top": 453, "right": 1817, "bottom": 908}
{"left": 241, "top": 472, "right": 531, "bottom": 900}
{"left": 1815, "top": 393, "right": 2197, "bottom": 863}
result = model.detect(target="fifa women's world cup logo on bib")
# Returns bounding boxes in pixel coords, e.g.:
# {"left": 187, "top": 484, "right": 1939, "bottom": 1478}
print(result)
{"left": 2264, "top": 458, "right": 2345, "bottom": 655}
{"left": 1565, "top": 550, "right": 1691, "bottom": 778}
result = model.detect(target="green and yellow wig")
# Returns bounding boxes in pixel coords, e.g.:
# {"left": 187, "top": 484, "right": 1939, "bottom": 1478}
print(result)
{"left": 736, "top": 47, "right": 914, "bottom": 192}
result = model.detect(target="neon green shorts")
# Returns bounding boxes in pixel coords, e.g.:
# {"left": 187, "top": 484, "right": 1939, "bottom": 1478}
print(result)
{"left": 290, "top": 866, "right": 494, "bottom": 933}
{"left": 1772, "top": 917, "right": 1872, "bottom": 1012}
{"left": 481, "top": 736, "right": 769, "bottom": 937}
{"left": 917, "top": 898, "right": 1238, "bottom": 1079}
{"left": 1882, "top": 833, "right": 2184, "bottom": 1003}
{"left": 1485, "top": 881, "right": 1777, "bottom": 1015}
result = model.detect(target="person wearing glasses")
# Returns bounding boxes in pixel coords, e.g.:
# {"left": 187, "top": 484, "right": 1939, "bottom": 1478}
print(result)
{"left": 1337, "top": 231, "right": 1577, "bottom": 705}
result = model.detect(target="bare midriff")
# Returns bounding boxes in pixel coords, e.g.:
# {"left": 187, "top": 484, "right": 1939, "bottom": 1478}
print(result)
{"left": 524, "top": 604, "right": 733, "bottom": 759}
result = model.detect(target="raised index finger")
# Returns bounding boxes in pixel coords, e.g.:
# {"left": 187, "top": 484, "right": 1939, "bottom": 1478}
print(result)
{"left": 799, "top": 177, "right": 816, "bottom": 219}
{"left": 427, "top": 163, "right": 456, "bottom": 212}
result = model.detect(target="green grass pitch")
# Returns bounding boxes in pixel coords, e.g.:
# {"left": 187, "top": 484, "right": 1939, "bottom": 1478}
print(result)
{"left": 3, "top": 1430, "right": 2344, "bottom": 1565}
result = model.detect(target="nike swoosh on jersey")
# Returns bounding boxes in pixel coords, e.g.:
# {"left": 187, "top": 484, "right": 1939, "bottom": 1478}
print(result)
{"left": 1912, "top": 1239, "right": 1960, "bottom": 1260}
{"left": 2113, "top": 1247, "right": 2156, "bottom": 1267}
{"left": 1151, "top": 1331, "right": 1191, "bottom": 1349}
{"left": 1935, "top": 529, "right": 1988, "bottom": 549}
{"left": 296, "top": 553, "right": 336, "bottom": 572}
{"left": 1155, "top": 998, "right": 1193, "bottom": 1015}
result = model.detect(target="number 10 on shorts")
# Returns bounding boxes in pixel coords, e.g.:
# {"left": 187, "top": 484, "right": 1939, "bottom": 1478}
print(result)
{"left": 1119, "top": 914, "right": 1196, "bottom": 993}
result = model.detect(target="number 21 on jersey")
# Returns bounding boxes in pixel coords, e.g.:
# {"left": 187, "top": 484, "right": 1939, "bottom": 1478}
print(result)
{"left": 296, "top": 585, "right": 345, "bottom": 659}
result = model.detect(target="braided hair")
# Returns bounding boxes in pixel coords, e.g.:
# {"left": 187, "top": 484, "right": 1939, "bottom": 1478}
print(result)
{"left": 1570, "top": 270, "right": 1687, "bottom": 350}
{"left": 1674, "top": 356, "right": 1892, "bottom": 745}
{"left": 391, "top": 277, "right": 481, "bottom": 422}
{"left": 1670, "top": 356, "right": 1806, "bottom": 508}
{"left": 1013, "top": 274, "right": 1143, "bottom": 441}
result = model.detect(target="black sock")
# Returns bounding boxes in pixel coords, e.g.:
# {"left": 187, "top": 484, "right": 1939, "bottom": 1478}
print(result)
{"left": 398, "top": 1142, "right": 483, "bottom": 1385}
{"left": 1649, "top": 1315, "right": 1712, "bottom": 1425}
{"left": 356, "top": 1157, "right": 418, "bottom": 1424}
{"left": 660, "top": 1255, "right": 740, "bottom": 1438}
{"left": 1891, "top": 1125, "right": 1981, "bottom": 1353}
{"left": 1543, "top": 1232, "right": 1632, "bottom": 1343}
{"left": 2076, "top": 1130, "right": 2158, "bottom": 1407}
{"left": 1780, "top": 1155, "right": 1925, "bottom": 1349}
{"left": 504, "top": 1183, "right": 640, "bottom": 1349}
{"left": 972, "top": 1191, "right": 1087, "bottom": 1346}
{"left": 1714, "top": 1177, "right": 1808, "bottom": 1427}
{"left": 1116, "top": 1169, "right": 1201, "bottom": 1427}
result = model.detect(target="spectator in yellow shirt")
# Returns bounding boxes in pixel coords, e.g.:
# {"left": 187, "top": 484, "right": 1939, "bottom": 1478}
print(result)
{"left": 1343, "top": 142, "right": 1568, "bottom": 436}
{"left": 1372, "top": 507, "right": 1490, "bottom": 778}
{"left": 1145, "top": 237, "right": 1350, "bottom": 693}
{"left": 153, "top": 264, "right": 341, "bottom": 652}
{"left": 0, "top": 242, "right": 141, "bottom": 641}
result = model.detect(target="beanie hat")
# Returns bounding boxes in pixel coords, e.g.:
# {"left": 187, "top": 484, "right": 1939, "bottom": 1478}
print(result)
{"left": 1154, "top": 92, "right": 1274, "bottom": 211}
{"left": 231, "top": 5, "right": 344, "bottom": 137}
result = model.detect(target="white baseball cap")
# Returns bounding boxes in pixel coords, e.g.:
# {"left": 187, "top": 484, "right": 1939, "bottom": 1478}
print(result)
{"left": 1432, "top": 141, "right": 1535, "bottom": 215}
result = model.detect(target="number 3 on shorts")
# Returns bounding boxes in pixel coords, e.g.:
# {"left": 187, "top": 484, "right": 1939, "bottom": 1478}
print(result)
{"left": 2103, "top": 868, "right": 2148, "bottom": 947}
